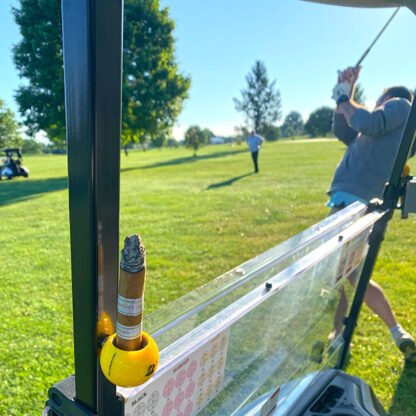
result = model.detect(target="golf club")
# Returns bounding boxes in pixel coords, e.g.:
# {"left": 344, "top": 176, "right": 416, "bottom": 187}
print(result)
{"left": 354, "top": 6, "right": 400, "bottom": 69}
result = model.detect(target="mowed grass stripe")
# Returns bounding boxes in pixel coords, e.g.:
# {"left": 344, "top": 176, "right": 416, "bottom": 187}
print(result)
{"left": 0, "top": 140, "right": 414, "bottom": 415}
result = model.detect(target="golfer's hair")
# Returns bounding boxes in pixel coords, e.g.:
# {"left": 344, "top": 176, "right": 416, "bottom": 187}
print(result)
{"left": 384, "top": 86, "right": 413, "bottom": 102}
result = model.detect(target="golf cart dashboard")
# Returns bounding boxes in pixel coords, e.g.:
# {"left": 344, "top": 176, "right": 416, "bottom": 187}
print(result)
{"left": 288, "top": 371, "right": 388, "bottom": 416}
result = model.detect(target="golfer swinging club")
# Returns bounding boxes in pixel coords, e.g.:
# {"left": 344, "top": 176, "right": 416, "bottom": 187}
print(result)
{"left": 329, "top": 66, "right": 416, "bottom": 362}
{"left": 246, "top": 130, "right": 264, "bottom": 173}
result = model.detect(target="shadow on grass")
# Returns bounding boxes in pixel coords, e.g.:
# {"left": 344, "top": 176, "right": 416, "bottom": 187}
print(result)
{"left": 389, "top": 362, "right": 416, "bottom": 416}
{"left": 205, "top": 172, "right": 254, "bottom": 190}
{"left": 0, "top": 149, "right": 249, "bottom": 206}
{"left": 121, "top": 149, "right": 248, "bottom": 173}
{"left": 0, "top": 177, "right": 68, "bottom": 207}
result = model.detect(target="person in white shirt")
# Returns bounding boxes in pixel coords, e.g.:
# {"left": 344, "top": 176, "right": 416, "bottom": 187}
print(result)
{"left": 246, "top": 130, "right": 264, "bottom": 173}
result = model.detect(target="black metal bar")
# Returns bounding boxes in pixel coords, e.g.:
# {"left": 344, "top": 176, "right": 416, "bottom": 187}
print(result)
{"left": 337, "top": 209, "right": 391, "bottom": 368}
{"left": 60, "top": 0, "right": 123, "bottom": 414}
{"left": 382, "top": 96, "right": 416, "bottom": 208}
{"left": 47, "top": 376, "right": 96, "bottom": 416}
{"left": 338, "top": 88, "right": 416, "bottom": 368}
{"left": 93, "top": 1, "right": 123, "bottom": 414}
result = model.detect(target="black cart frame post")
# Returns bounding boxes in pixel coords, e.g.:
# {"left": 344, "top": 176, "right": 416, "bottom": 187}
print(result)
{"left": 54, "top": 0, "right": 124, "bottom": 414}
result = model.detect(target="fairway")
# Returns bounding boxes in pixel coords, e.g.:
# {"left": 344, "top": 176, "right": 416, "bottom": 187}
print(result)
{"left": 0, "top": 140, "right": 415, "bottom": 415}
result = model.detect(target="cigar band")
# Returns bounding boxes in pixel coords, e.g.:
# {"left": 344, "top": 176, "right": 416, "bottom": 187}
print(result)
{"left": 116, "top": 322, "right": 143, "bottom": 340}
{"left": 117, "top": 295, "right": 143, "bottom": 316}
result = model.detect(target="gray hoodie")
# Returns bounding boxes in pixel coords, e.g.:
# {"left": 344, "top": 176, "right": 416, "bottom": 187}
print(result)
{"left": 329, "top": 97, "right": 411, "bottom": 202}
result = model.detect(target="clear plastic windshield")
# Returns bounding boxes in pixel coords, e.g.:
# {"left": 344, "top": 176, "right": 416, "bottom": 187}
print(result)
{"left": 118, "top": 205, "right": 387, "bottom": 416}
{"left": 144, "top": 202, "right": 366, "bottom": 348}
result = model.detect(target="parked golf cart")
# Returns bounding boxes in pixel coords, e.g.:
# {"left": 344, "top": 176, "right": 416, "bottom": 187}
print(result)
{"left": 0, "top": 148, "right": 29, "bottom": 180}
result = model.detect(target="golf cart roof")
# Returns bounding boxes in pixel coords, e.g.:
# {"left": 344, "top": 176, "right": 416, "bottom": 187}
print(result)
{"left": 1, "top": 148, "right": 22, "bottom": 157}
{"left": 1, "top": 148, "right": 21, "bottom": 152}
{"left": 303, "top": 0, "right": 416, "bottom": 13}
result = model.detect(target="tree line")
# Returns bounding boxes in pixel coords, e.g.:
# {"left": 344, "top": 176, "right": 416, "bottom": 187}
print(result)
{"left": 1, "top": 1, "right": 368, "bottom": 153}
{"left": 231, "top": 60, "right": 366, "bottom": 143}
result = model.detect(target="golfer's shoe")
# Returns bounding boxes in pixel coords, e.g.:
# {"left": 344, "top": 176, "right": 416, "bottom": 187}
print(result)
{"left": 392, "top": 327, "right": 416, "bottom": 363}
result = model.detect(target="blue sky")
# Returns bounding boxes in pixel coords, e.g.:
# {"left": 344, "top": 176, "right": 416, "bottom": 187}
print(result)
{"left": 1, "top": 0, "right": 415, "bottom": 139}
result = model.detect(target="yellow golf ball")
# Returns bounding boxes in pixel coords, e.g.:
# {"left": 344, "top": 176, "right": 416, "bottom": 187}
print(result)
{"left": 100, "top": 332, "right": 159, "bottom": 387}
{"left": 402, "top": 163, "right": 411, "bottom": 177}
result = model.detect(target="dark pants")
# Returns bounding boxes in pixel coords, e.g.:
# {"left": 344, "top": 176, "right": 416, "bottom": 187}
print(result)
{"left": 251, "top": 151, "right": 259, "bottom": 172}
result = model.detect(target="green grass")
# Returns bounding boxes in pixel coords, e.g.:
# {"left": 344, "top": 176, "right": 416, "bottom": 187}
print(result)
{"left": 0, "top": 141, "right": 415, "bottom": 415}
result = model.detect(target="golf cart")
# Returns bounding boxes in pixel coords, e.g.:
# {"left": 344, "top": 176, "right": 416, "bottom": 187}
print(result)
{"left": 44, "top": 0, "right": 416, "bottom": 415}
{"left": 0, "top": 148, "right": 29, "bottom": 180}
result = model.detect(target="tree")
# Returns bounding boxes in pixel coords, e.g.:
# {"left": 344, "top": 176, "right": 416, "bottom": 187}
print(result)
{"left": 284, "top": 126, "right": 296, "bottom": 139}
{"left": 21, "top": 138, "right": 45, "bottom": 154}
{"left": 282, "top": 111, "right": 303, "bottom": 137}
{"left": 353, "top": 83, "right": 366, "bottom": 105}
{"left": 201, "top": 128, "right": 214, "bottom": 144}
{"left": 151, "top": 135, "right": 165, "bottom": 149}
{"left": 233, "top": 125, "right": 250, "bottom": 146}
{"left": 166, "top": 138, "right": 179, "bottom": 148}
{"left": 12, "top": 0, "right": 64, "bottom": 145}
{"left": 12, "top": 0, "right": 190, "bottom": 146}
{"left": 0, "top": 99, "right": 22, "bottom": 148}
{"left": 233, "top": 60, "right": 282, "bottom": 132}
{"left": 261, "top": 125, "right": 281, "bottom": 141}
{"left": 185, "top": 125, "right": 204, "bottom": 156}
{"left": 304, "top": 107, "right": 333, "bottom": 138}
{"left": 121, "top": 0, "right": 191, "bottom": 145}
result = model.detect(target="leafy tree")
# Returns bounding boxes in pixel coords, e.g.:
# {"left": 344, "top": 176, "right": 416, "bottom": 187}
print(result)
{"left": 284, "top": 126, "right": 296, "bottom": 139}
{"left": 185, "top": 125, "right": 204, "bottom": 156}
{"left": 261, "top": 125, "right": 281, "bottom": 141}
{"left": 122, "top": 0, "right": 191, "bottom": 145}
{"left": 233, "top": 125, "right": 250, "bottom": 146}
{"left": 282, "top": 111, "right": 303, "bottom": 137}
{"left": 304, "top": 107, "right": 333, "bottom": 138}
{"left": 12, "top": 0, "right": 190, "bottom": 146}
{"left": 12, "top": 0, "right": 64, "bottom": 144}
{"left": 233, "top": 60, "right": 282, "bottom": 132}
{"left": 21, "top": 138, "right": 44, "bottom": 154}
{"left": 0, "top": 99, "right": 22, "bottom": 148}
{"left": 166, "top": 138, "right": 179, "bottom": 148}
{"left": 353, "top": 83, "right": 366, "bottom": 105}
{"left": 201, "top": 128, "right": 214, "bottom": 144}
{"left": 151, "top": 135, "right": 165, "bottom": 149}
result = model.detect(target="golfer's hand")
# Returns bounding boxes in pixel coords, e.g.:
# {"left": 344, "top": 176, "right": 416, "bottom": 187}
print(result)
{"left": 337, "top": 66, "right": 360, "bottom": 83}
{"left": 332, "top": 81, "right": 352, "bottom": 103}
{"left": 337, "top": 66, "right": 361, "bottom": 98}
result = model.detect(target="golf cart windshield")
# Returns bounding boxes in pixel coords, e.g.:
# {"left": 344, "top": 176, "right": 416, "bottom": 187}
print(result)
{"left": 118, "top": 203, "right": 388, "bottom": 416}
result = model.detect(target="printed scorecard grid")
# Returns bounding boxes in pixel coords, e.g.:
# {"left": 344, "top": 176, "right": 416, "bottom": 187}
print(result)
{"left": 334, "top": 228, "right": 370, "bottom": 288}
{"left": 125, "top": 328, "right": 230, "bottom": 416}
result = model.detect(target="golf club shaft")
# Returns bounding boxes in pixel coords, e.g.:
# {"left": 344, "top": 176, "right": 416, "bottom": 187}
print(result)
{"left": 354, "top": 7, "right": 400, "bottom": 70}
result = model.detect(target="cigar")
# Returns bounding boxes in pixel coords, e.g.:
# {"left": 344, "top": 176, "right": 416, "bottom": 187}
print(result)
{"left": 115, "top": 234, "right": 146, "bottom": 351}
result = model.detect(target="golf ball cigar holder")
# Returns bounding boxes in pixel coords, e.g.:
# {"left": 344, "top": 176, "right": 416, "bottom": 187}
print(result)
{"left": 46, "top": 0, "right": 416, "bottom": 415}
{"left": 100, "top": 239, "right": 160, "bottom": 389}
{"left": 100, "top": 332, "right": 159, "bottom": 388}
